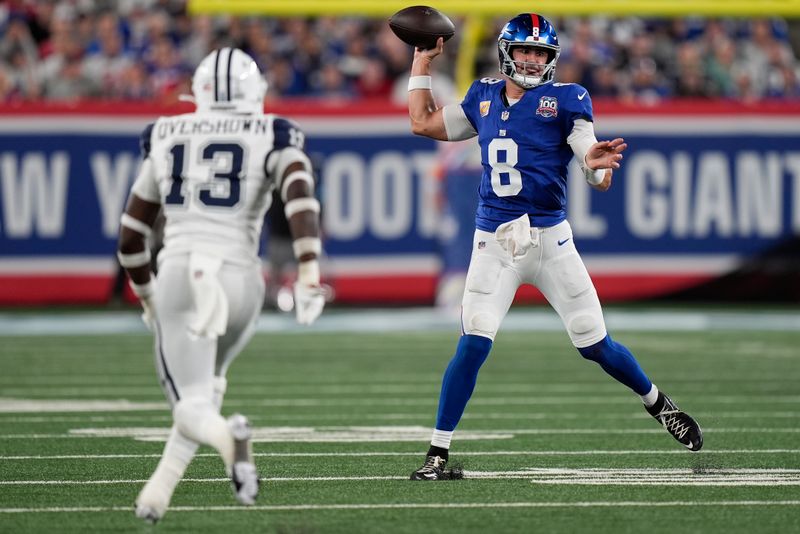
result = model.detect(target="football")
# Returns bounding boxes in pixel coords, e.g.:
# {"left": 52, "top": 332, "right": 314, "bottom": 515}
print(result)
{"left": 388, "top": 5, "right": 455, "bottom": 50}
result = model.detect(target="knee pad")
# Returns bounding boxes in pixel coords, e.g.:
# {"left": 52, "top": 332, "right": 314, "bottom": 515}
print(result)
{"left": 566, "top": 310, "right": 606, "bottom": 348}
{"left": 462, "top": 309, "right": 499, "bottom": 340}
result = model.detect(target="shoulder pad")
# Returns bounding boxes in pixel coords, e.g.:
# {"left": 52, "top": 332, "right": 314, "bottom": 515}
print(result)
{"left": 139, "top": 122, "right": 155, "bottom": 158}
{"left": 272, "top": 116, "right": 305, "bottom": 150}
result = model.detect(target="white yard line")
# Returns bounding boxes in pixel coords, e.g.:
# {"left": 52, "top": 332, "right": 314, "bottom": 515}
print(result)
{"left": 2, "top": 427, "right": 800, "bottom": 440}
{"left": 3, "top": 449, "right": 800, "bottom": 461}
{"left": 4, "top": 468, "right": 800, "bottom": 486}
{"left": 1, "top": 500, "right": 800, "bottom": 514}
{"left": 2, "top": 395, "right": 799, "bottom": 409}
{"left": 4, "top": 384, "right": 800, "bottom": 399}
{"left": 495, "top": 427, "right": 800, "bottom": 434}
{"left": 1, "top": 411, "right": 797, "bottom": 424}
{"left": 238, "top": 396, "right": 800, "bottom": 406}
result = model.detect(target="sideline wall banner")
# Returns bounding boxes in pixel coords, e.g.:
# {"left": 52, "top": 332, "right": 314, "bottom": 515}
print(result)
{"left": 0, "top": 102, "right": 798, "bottom": 304}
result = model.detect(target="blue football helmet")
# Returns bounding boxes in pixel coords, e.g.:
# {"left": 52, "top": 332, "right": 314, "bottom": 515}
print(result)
{"left": 498, "top": 13, "right": 561, "bottom": 89}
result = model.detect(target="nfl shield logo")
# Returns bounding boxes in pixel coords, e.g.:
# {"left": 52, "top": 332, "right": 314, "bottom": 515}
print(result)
{"left": 478, "top": 241, "right": 486, "bottom": 249}
{"left": 501, "top": 111, "right": 510, "bottom": 121}
{"left": 536, "top": 96, "right": 558, "bottom": 118}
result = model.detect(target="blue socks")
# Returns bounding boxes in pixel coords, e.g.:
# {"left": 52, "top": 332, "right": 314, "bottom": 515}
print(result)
{"left": 435, "top": 334, "right": 493, "bottom": 431}
{"left": 578, "top": 335, "right": 652, "bottom": 395}
{"left": 434, "top": 333, "right": 651, "bottom": 434}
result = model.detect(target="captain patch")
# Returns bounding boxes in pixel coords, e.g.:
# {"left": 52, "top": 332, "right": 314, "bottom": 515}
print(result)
{"left": 480, "top": 101, "right": 491, "bottom": 117}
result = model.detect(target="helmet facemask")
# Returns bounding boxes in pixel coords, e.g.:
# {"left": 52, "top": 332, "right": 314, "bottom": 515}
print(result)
{"left": 499, "top": 41, "right": 560, "bottom": 89}
{"left": 190, "top": 48, "right": 268, "bottom": 114}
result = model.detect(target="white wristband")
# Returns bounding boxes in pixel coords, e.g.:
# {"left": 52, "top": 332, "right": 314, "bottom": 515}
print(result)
{"left": 297, "top": 259, "right": 320, "bottom": 286}
{"left": 117, "top": 249, "right": 151, "bottom": 268}
{"left": 408, "top": 75, "right": 432, "bottom": 91}
{"left": 285, "top": 197, "right": 320, "bottom": 218}
{"left": 292, "top": 237, "right": 322, "bottom": 258}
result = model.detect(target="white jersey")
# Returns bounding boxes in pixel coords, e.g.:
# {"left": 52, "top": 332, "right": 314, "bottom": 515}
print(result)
{"left": 131, "top": 111, "right": 309, "bottom": 266}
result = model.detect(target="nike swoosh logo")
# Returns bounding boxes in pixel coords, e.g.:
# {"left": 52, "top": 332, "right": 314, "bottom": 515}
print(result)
{"left": 557, "top": 238, "right": 571, "bottom": 246}
{"left": 577, "top": 92, "right": 587, "bottom": 100}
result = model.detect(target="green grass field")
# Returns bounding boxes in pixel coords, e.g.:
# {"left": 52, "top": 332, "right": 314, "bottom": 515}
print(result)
{"left": 1, "top": 312, "right": 799, "bottom": 533}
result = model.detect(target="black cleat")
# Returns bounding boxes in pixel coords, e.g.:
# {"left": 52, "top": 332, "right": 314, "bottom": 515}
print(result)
{"left": 410, "top": 455, "right": 449, "bottom": 481}
{"left": 646, "top": 392, "right": 703, "bottom": 451}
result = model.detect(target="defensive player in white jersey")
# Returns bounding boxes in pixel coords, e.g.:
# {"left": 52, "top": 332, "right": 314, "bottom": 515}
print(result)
{"left": 405, "top": 14, "right": 703, "bottom": 480}
{"left": 117, "top": 48, "right": 325, "bottom": 520}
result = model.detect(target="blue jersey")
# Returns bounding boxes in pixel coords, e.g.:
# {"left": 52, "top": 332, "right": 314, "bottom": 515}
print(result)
{"left": 460, "top": 79, "right": 593, "bottom": 231}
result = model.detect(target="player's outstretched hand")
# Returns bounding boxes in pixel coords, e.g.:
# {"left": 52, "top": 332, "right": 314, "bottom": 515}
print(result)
{"left": 294, "top": 282, "right": 325, "bottom": 326}
{"left": 414, "top": 37, "right": 444, "bottom": 63}
{"left": 586, "top": 138, "right": 627, "bottom": 170}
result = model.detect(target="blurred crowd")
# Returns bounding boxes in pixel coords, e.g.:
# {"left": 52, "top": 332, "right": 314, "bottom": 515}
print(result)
{"left": 1, "top": 0, "right": 799, "bottom": 105}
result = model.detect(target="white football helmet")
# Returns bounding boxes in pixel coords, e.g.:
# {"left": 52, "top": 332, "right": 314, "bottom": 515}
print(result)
{"left": 191, "top": 48, "right": 267, "bottom": 114}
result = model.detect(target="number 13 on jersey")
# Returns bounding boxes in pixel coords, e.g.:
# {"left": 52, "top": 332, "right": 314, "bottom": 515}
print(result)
{"left": 165, "top": 141, "right": 246, "bottom": 208}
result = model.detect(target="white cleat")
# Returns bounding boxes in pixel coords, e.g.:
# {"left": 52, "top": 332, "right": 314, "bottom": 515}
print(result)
{"left": 227, "top": 413, "right": 260, "bottom": 505}
{"left": 135, "top": 480, "right": 170, "bottom": 523}
{"left": 134, "top": 501, "right": 166, "bottom": 524}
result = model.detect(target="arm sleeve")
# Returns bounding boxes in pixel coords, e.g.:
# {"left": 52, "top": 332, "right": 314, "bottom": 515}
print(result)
{"left": 567, "top": 118, "right": 605, "bottom": 185}
{"left": 443, "top": 104, "right": 477, "bottom": 141}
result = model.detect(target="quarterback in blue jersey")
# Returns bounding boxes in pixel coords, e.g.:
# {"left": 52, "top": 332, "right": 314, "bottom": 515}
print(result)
{"left": 406, "top": 14, "right": 703, "bottom": 480}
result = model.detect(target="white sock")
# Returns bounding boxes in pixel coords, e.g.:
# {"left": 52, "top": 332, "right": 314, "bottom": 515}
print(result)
{"left": 430, "top": 429, "right": 453, "bottom": 450}
{"left": 136, "top": 425, "right": 198, "bottom": 512}
{"left": 641, "top": 384, "right": 659, "bottom": 407}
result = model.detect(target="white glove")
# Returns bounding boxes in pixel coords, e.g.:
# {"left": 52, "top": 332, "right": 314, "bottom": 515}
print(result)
{"left": 293, "top": 282, "right": 325, "bottom": 325}
{"left": 293, "top": 259, "right": 325, "bottom": 325}
{"left": 130, "top": 278, "right": 157, "bottom": 331}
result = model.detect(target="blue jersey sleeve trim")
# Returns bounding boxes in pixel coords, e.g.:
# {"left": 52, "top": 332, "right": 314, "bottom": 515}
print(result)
{"left": 272, "top": 116, "right": 304, "bottom": 150}
{"left": 139, "top": 123, "right": 154, "bottom": 158}
{"left": 264, "top": 116, "right": 307, "bottom": 178}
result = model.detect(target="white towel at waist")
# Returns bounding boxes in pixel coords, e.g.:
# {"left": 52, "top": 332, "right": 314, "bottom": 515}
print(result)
{"left": 494, "top": 214, "right": 538, "bottom": 260}
{"left": 187, "top": 252, "right": 229, "bottom": 339}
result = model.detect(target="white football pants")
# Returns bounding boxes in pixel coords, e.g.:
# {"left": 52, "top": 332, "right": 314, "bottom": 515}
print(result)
{"left": 461, "top": 220, "right": 607, "bottom": 348}
{"left": 153, "top": 254, "right": 264, "bottom": 407}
